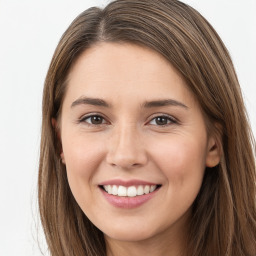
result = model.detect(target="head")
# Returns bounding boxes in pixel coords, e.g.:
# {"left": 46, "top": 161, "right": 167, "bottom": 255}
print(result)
{"left": 39, "top": 0, "right": 256, "bottom": 255}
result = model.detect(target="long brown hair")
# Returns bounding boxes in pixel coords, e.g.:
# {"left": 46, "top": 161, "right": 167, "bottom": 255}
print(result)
{"left": 38, "top": 0, "right": 256, "bottom": 255}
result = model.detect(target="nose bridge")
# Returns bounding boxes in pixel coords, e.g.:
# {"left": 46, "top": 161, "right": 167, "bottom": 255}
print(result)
{"left": 106, "top": 121, "right": 147, "bottom": 168}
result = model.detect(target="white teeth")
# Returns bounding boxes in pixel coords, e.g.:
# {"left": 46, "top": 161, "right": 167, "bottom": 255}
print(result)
{"left": 137, "top": 185, "right": 144, "bottom": 195}
{"left": 112, "top": 185, "right": 118, "bottom": 195}
{"left": 107, "top": 185, "right": 112, "bottom": 194}
{"left": 103, "top": 184, "right": 158, "bottom": 197}
{"left": 150, "top": 185, "right": 156, "bottom": 192}
{"left": 118, "top": 185, "right": 127, "bottom": 196}
{"left": 144, "top": 185, "right": 150, "bottom": 194}
{"left": 127, "top": 186, "right": 137, "bottom": 197}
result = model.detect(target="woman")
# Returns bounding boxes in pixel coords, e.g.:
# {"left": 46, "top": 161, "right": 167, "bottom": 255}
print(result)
{"left": 38, "top": 0, "right": 256, "bottom": 255}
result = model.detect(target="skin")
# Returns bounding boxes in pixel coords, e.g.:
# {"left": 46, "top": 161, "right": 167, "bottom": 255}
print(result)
{"left": 57, "top": 42, "right": 221, "bottom": 256}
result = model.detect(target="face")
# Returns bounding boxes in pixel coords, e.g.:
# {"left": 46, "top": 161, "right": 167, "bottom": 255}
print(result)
{"left": 58, "top": 43, "right": 220, "bottom": 245}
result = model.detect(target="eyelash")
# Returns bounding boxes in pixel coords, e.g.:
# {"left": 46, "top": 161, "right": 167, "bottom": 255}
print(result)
{"left": 78, "top": 113, "right": 178, "bottom": 127}
{"left": 148, "top": 114, "right": 178, "bottom": 126}
{"left": 78, "top": 114, "right": 108, "bottom": 126}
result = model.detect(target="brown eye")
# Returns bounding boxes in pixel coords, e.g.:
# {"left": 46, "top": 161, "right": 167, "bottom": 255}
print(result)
{"left": 149, "top": 115, "right": 176, "bottom": 126}
{"left": 90, "top": 116, "right": 104, "bottom": 124}
{"left": 155, "top": 117, "right": 169, "bottom": 125}
{"left": 81, "top": 115, "right": 107, "bottom": 125}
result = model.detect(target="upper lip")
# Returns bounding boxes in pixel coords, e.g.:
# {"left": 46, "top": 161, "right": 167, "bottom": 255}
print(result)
{"left": 99, "top": 179, "right": 159, "bottom": 187}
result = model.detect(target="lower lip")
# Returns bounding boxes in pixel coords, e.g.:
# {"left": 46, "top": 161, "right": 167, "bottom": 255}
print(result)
{"left": 100, "top": 187, "right": 159, "bottom": 209}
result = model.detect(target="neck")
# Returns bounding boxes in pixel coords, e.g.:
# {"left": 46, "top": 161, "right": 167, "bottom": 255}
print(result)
{"left": 106, "top": 239, "right": 185, "bottom": 256}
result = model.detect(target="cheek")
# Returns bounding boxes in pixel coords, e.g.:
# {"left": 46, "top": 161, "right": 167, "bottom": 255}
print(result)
{"left": 149, "top": 136, "right": 207, "bottom": 188}
{"left": 62, "top": 133, "right": 104, "bottom": 173}
{"left": 61, "top": 135, "right": 104, "bottom": 205}
{"left": 153, "top": 137, "right": 207, "bottom": 218}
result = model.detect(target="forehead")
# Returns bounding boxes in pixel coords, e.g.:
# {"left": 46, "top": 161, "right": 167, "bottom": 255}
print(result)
{"left": 69, "top": 42, "right": 182, "bottom": 82}
{"left": 64, "top": 42, "right": 197, "bottom": 107}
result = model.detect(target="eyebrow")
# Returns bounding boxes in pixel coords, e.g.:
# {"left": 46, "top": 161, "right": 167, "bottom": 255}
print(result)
{"left": 71, "top": 97, "right": 111, "bottom": 108}
{"left": 71, "top": 96, "right": 188, "bottom": 109}
{"left": 143, "top": 99, "right": 188, "bottom": 109}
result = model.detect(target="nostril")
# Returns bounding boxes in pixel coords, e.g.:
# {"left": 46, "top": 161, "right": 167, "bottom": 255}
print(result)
{"left": 106, "top": 154, "right": 146, "bottom": 169}
{"left": 106, "top": 150, "right": 148, "bottom": 169}
{"left": 106, "top": 134, "right": 148, "bottom": 168}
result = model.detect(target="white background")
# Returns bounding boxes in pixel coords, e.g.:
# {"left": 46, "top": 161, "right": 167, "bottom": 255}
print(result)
{"left": 0, "top": 0, "right": 255, "bottom": 255}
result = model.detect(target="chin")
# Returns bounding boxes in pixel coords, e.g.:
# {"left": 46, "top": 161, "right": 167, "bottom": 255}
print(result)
{"left": 105, "top": 231, "right": 151, "bottom": 242}
{"left": 102, "top": 222, "right": 160, "bottom": 242}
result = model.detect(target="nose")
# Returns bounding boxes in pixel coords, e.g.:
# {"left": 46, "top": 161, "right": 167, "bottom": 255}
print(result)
{"left": 106, "top": 124, "right": 148, "bottom": 169}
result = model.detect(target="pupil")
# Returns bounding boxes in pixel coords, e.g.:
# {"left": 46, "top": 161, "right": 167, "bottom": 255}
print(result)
{"left": 156, "top": 117, "right": 167, "bottom": 125}
{"left": 92, "top": 116, "right": 102, "bottom": 124}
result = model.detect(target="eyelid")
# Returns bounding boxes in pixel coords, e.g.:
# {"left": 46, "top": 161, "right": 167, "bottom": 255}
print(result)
{"left": 147, "top": 113, "right": 179, "bottom": 126}
{"left": 77, "top": 112, "right": 179, "bottom": 126}
{"left": 78, "top": 113, "right": 109, "bottom": 125}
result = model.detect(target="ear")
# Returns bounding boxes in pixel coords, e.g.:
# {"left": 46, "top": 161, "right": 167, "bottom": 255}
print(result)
{"left": 51, "top": 118, "right": 66, "bottom": 164}
{"left": 205, "top": 135, "right": 222, "bottom": 168}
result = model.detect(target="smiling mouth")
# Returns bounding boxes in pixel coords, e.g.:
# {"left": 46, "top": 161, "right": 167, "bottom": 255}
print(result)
{"left": 99, "top": 184, "right": 161, "bottom": 197}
